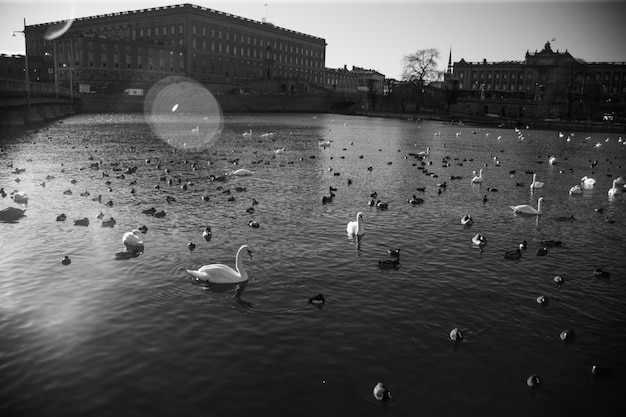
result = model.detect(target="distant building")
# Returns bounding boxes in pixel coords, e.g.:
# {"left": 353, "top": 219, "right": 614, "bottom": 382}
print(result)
{"left": 351, "top": 66, "right": 385, "bottom": 96}
{"left": 450, "top": 41, "right": 626, "bottom": 121}
{"left": 325, "top": 65, "right": 357, "bottom": 94}
{"left": 21, "top": 3, "right": 327, "bottom": 95}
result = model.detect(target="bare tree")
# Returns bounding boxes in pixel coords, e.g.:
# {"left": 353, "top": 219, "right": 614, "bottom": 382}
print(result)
{"left": 401, "top": 48, "right": 441, "bottom": 87}
{"left": 401, "top": 48, "right": 441, "bottom": 113}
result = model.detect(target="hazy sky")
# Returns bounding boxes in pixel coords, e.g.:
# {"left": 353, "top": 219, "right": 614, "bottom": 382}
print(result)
{"left": 1, "top": 0, "right": 625, "bottom": 80}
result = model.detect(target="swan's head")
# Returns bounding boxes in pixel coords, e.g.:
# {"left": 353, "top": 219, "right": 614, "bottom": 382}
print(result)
{"left": 357, "top": 212, "right": 363, "bottom": 220}
{"left": 132, "top": 229, "right": 142, "bottom": 236}
{"left": 240, "top": 245, "right": 253, "bottom": 259}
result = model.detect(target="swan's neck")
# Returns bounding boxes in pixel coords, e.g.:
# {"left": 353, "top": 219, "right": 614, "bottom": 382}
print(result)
{"left": 235, "top": 247, "right": 248, "bottom": 279}
{"left": 537, "top": 200, "right": 543, "bottom": 213}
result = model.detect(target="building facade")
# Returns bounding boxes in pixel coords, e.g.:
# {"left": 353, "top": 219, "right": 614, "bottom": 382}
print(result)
{"left": 451, "top": 42, "right": 626, "bottom": 121}
{"left": 23, "top": 3, "right": 327, "bottom": 95}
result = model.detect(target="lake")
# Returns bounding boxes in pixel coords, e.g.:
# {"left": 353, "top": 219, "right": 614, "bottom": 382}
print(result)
{"left": 1, "top": 112, "right": 625, "bottom": 416}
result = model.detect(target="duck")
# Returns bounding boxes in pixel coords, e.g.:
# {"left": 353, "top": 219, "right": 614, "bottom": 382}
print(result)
{"left": 347, "top": 212, "right": 364, "bottom": 236}
{"left": 510, "top": 197, "right": 544, "bottom": 215}
{"left": 553, "top": 275, "right": 564, "bottom": 285}
{"left": 122, "top": 229, "right": 144, "bottom": 252}
{"left": 568, "top": 185, "right": 582, "bottom": 195}
{"left": 526, "top": 374, "right": 542, "bottom": 389}
{"left": 593, "top": 268, "right": 610, "bottom": 279}
{"left": 608, "top": 179, "right": 619, "bottom": 198}
{"left": 536, "top": 247, "right": 548, "bottom": 256}
{"left": 555, "top": 214, "right": 575, "bottom": 222}
{"left": 321, "top": 195, "right": 334, "bottom": 204}
{"left": 0, "top": 207, "right": 26, "bottom": 222}
{"left": 461, "top": 214, "right": 473, "bottom": 226}
{"left": 186, "top": 245, "right": 252, "bottom": 284}
{"left": 61, "top": 255, "right": 71, "bottom": 266}
{"left": 187, "top": 242, "right": 196, "bottom": 252}
{"left": 388, "top": 249, "right": 400, "bottom": 257}
{"left": 504, "top": 249, "right": 522, "bottom": 260}
{"left": 378, "top": 258, "right": 400, "bottom": 269}
{"left": 541, "top": 240, "right": 563, "bottom": 247}
{"left": 529, "top": 174, "right": 544, "bottom": 189}
{"left": 376, "top": 201, "right": 388, "bottom": 210}
{"left": 308, "top": 294, "right": 325, "bottom": 305}
{"left": 408, "top": 195, "right": 424, "bottom": 204}
{"left": 580, "top": 176, "right": 596, "bottom": 189}
{"left": 10, "top": 191, "right": 28, "bottom": 204}
{"left": 248, "top": 220, "right": 260, "bottom": 228}
{"left": 101, "top": 217, "right": 116, "bottom": 228}
{"left": 142, "top": 207, "right": 156, "bottom": 215}
{"left": 472, "top": 233, "right": 487, "bottom": 247}
{"left": 559, "top": 329, "right": 576, "bottom": 343}
{"left": 74, "top": 217, "right": 89, "bottom": 226}
{"left": 373, "top": 382, "right": 391, "bottom": 402}
{"left": 138, "top": 225, "right": 149, "bottom": 234}
{"left": 449, "top": 327, "right": 463, "bottom": 342}
{"left": 203, "top": 227, "right": 212, "bottom": 241}
{"left": 591, "top": 365, "right": 615, "bottom": 379}
{"left": 519, "top": 240, "right": 528, "bottom": 250}
{"left": 471, "top": 169, "right": 483, "bottom": 183}
{"left": 536, "top": 295, "right": 549, "bottom": 306}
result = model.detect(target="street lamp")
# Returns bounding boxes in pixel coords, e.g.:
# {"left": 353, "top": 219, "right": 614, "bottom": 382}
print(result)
{"left": 11, "top": 18, "right": 30, "bottom": 108}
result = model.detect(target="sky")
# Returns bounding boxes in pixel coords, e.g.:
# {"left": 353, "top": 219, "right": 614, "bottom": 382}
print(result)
{"left": 1, "top": 0, "right": 625, "bottom": 80}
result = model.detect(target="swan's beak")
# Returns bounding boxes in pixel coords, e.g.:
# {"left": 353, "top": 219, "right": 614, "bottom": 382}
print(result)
{"left": 247, "top": 249, "right": 253, "bottom": 259}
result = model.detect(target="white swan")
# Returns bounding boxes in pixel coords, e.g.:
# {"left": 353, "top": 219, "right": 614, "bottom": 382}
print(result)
{"left": 581, "top": 176, "right": 596, "bottom": 189}
{"left": 230, "top": 168, "right": 253, "bottom": 176}
{"left": 122, "top": 229, "right": 144, "bottom": 251}
{"left": 471, "top": 169, "right": 483, "bottom": 183}
{"left": 186, "top": 245, "right": 252, "bottom": 284}
{"left": 568, "top": 185, "right": 582, "bottom": 195}
{"left": 318, "top": 140, "right": 332, "bottom": 147}
{"left": 418, "top": 146, "right": 430, "bottom": 157}
{"left": 510, "top": 197, "right": 544, "bottom": 215}
{"left": 347, "top": 212, "right": 364, "bottom": 236}
{"left": 461, "top": 214, "right": 473, "bottom": 226}
{"left": 608, "top": 179, "right": 619, "bottom": 198}
{"left": 530, "top": 174, "right": 544, "bottom": 189}
{"left": 548, "top": 156, "right": 556, "bottom": 165}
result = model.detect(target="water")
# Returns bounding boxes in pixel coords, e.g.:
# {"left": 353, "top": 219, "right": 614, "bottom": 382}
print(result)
{"left": 1, "top": 113, "right": 625, "bottom": 416}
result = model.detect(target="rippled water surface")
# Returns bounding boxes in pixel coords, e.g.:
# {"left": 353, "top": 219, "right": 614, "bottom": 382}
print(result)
{"left": 1, "top": 113, "right": 625, "bottom": 416}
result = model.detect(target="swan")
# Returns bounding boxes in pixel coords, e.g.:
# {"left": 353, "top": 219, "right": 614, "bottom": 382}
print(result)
{"left": 536, "top": 295, "right": 549, "bottom": 306}
{"left": 347, "top": 212, "right": 364, "bottom": 236}
{"left": 549, "top": 156, "right": 556, "bottom": 165}
{"left": 318, "top": 140, "right": 332, "bottom": 147}
{"left": 186, "top": 245, "right": 252, "bottom": 284}
{"left": 373, "top": 382, "right": 391, "bottom": 402}
{"left": 461, "top": 214, "right": 473, "bottom": 226}
{"left": 418, "top": 147, "right": 430, "bottom": 157}
{"left": 608, "top": 179, "right": 619, "bottom": 198}
{"left": 230, "top": 168, "right": 253, "bottom": 176}
{"left": 529, "top": 174, "right": 544, "bottom": 189}
{"left": 122, "top": 229, "right": 144, "bottom": 252}
{"left": 559, "top": 329, "right": 576, "bottom": 342}
{"left": 203, "top": 227, "right": 212, "bottom": 241}
{"left": 580, "top": 176, "right": 596, "bottom": 189}
{"left": 569, "top": 185, "right": 582, "bottom": 195}
{"left": 471, "top": 169, "right": 483, "bottom": 183}
{"left": 0, "top": 207, "right": 26, "bottom": 222}
{"left": 510, "top": 197, "right": 544, "bottom": 215}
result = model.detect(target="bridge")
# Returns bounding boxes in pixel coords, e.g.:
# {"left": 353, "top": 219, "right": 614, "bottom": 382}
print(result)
{"left": 0, "top": 78, "right": 78, "bottom": 126}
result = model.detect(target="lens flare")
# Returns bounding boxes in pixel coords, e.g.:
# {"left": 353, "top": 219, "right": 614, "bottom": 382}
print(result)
{"left": 144, "top": 76, "right": 223, "bottom": 150}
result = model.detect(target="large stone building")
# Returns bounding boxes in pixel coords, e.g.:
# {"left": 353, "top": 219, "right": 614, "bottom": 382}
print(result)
{"left": 450, "top": 42, "right": 626, "bottom": 121}
{"left": 23, "top": 3, "right": 328, "bottom": 96}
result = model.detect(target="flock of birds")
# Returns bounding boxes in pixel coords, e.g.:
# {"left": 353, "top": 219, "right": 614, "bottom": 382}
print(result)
{"left": 1, "top": 120, "right": 625, "bottom": 403}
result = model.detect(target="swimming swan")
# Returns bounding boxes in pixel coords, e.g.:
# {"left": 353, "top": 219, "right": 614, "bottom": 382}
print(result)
{"left": 461, "top": 214, "right": 473, "bottom": 226}
{"left": 122, "top": 229, "right": 144, "bottom": 252}
{"left": 186, "top": 245, "right": 252, "bottom": 284}
{"left": 608, "top": 179, "right": 619, "bottom": 198}
{"left": 347, "top": 212, "right": 364, "bottom": 236}
{"left": 580, "top": 176, "right": 596, "bottom": 189}
{"left": 510, "top": 197, "right": 544, "bottom": 215}
{"left": 530, "top": 174, "right": 544, "bottom": 189}
{"left": 471, "top": 169, "right": 484, "bottom": 183}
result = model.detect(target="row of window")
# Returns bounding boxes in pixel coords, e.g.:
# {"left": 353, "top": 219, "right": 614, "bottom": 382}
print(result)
{"left": 457, "top": 69, "right": 626, "bottom": 84}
